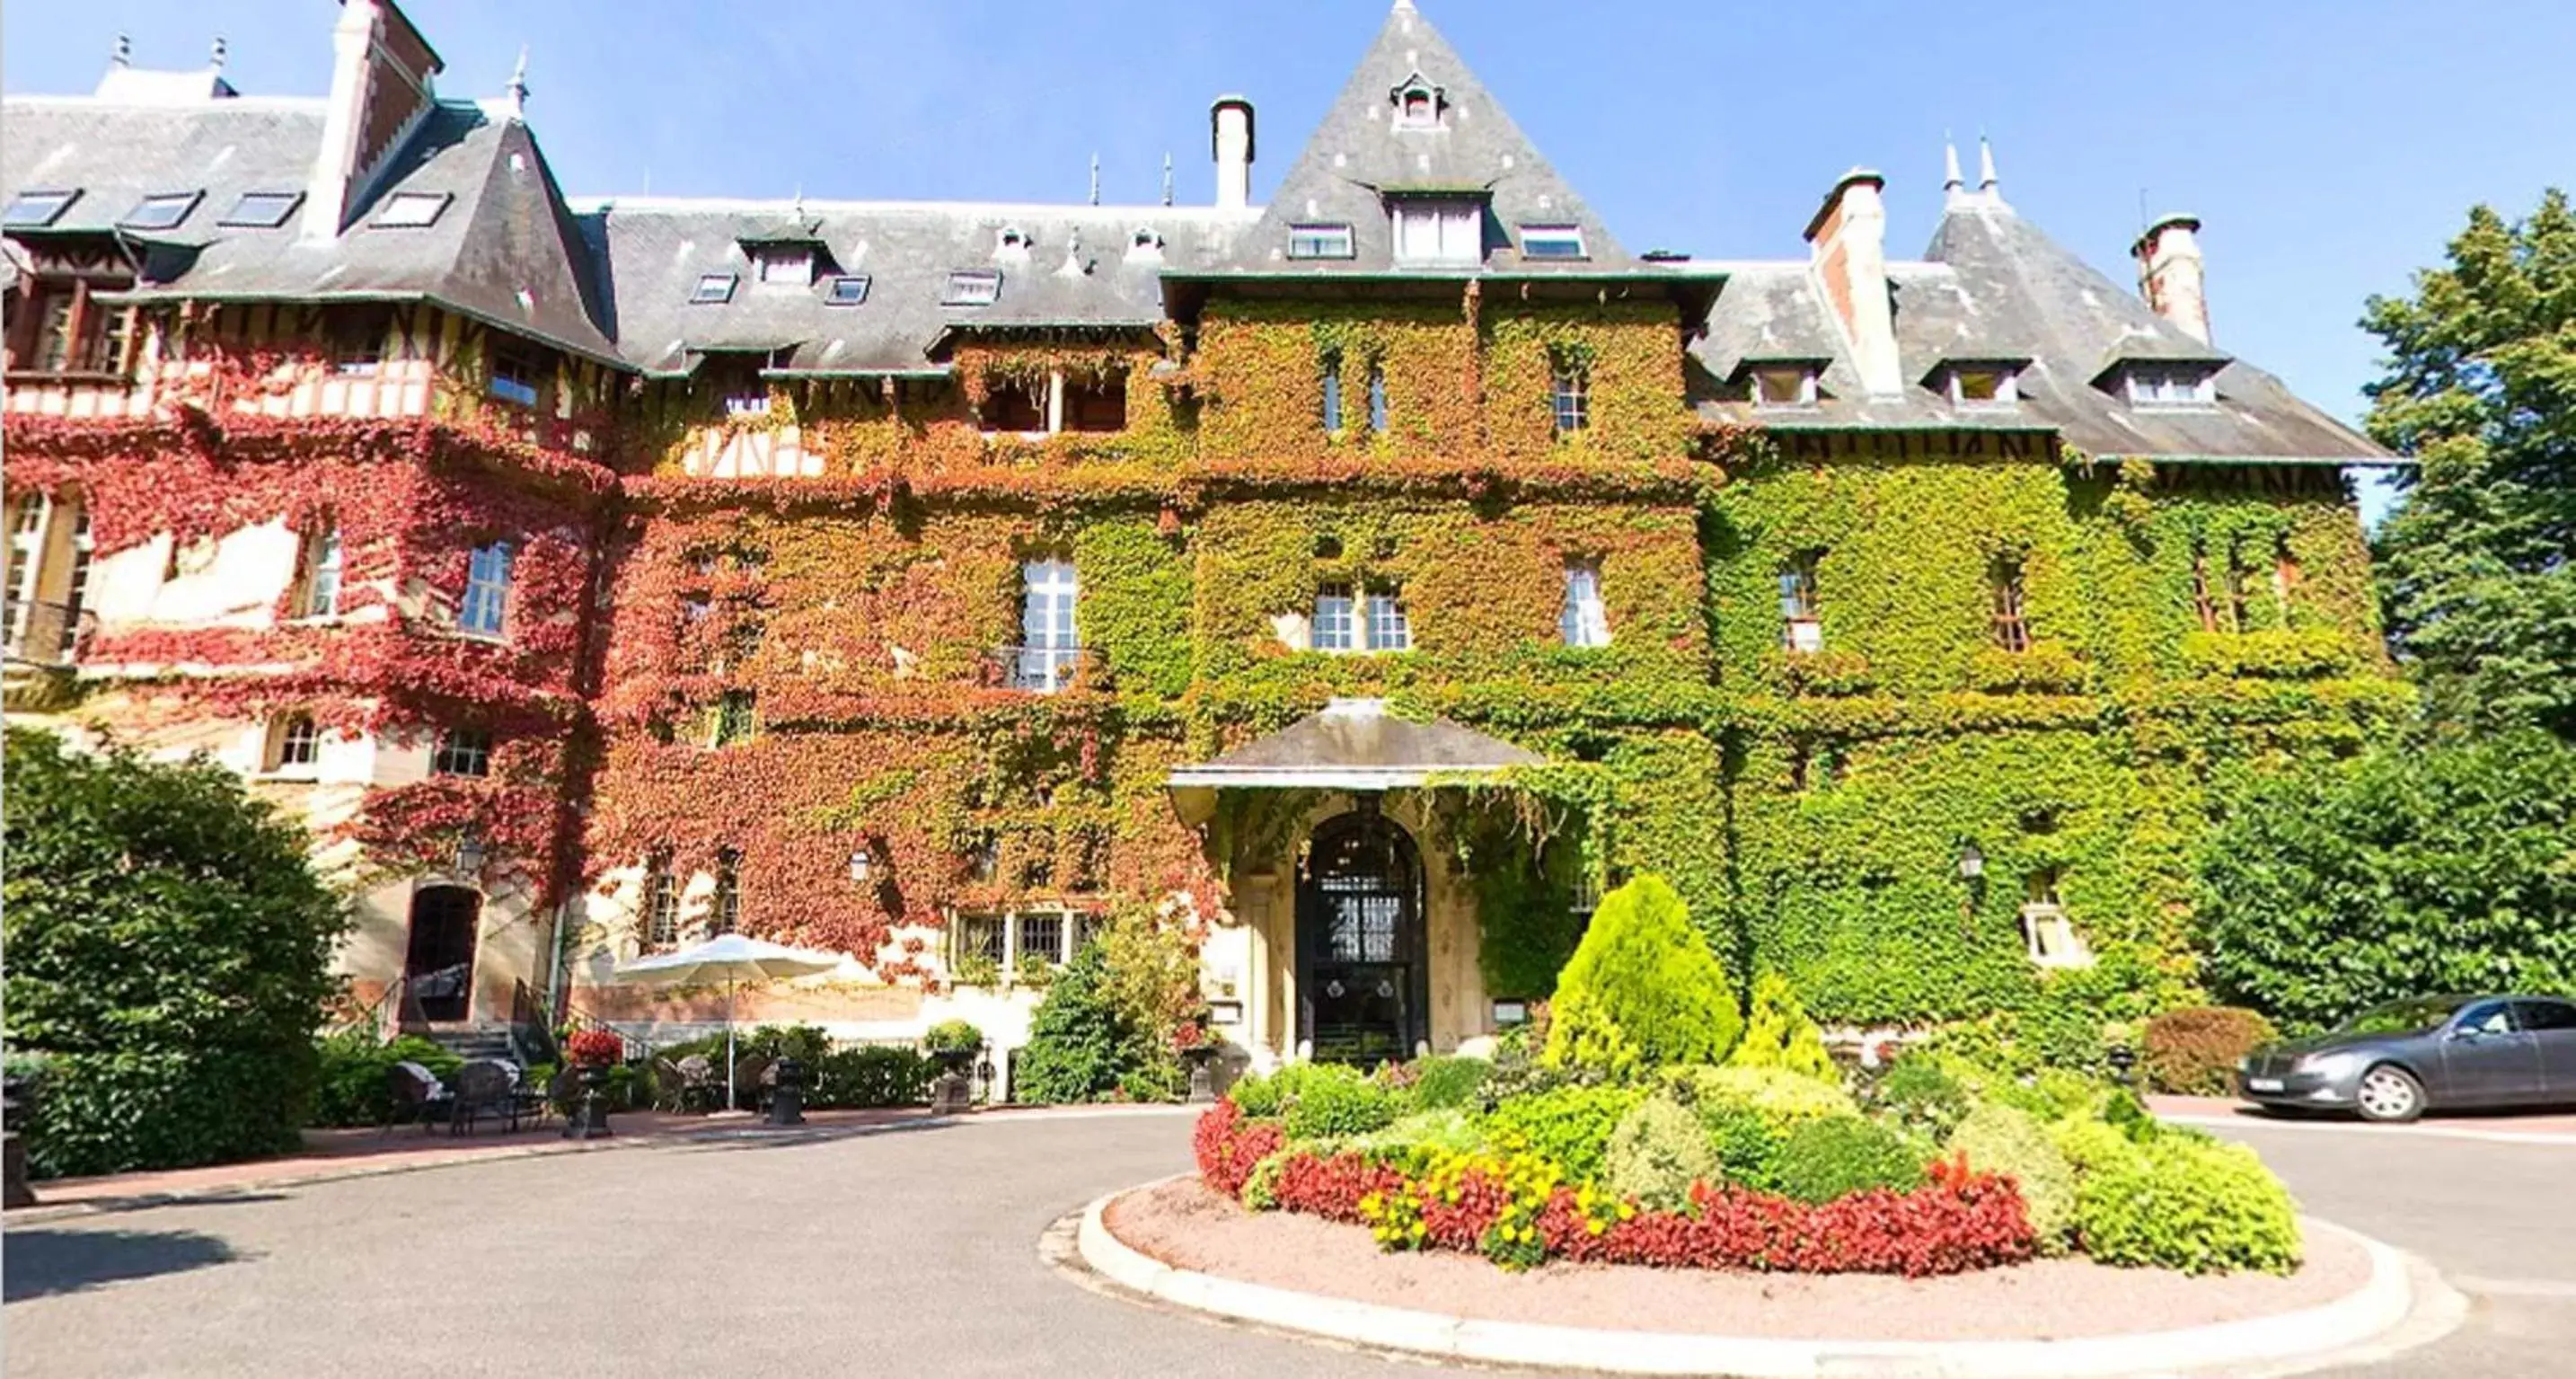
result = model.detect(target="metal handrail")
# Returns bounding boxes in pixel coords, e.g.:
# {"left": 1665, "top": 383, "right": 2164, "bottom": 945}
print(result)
{"left": 984, "top": 642, "right": 1104, "bottom": 694}
{"left": 2, "top": 599, "right": 93, "bottom": 667}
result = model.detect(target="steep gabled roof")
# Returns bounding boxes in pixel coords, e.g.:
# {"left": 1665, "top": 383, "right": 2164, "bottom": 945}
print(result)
{"left": 1209, "top": 0, "right": 1630, "bottom": 278}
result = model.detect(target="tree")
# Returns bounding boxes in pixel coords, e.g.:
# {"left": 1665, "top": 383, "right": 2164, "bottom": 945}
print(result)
{"left": 1009, "top": 941, "right": 1136, "bottom": 1104}
{"left": 1543, "top": 874, "right": 1742, "bottom": 1074}
{"left": 2193, "top": 731, "right": 2576, "bottom": 1031}
{"left": 4, "top": 728, "right": 348, "bottom": 1175}
{"left": 2364, "top": 189, "right": 2576, "bottom": 738}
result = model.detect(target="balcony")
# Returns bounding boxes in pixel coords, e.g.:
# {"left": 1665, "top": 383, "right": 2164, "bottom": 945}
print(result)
{"left": 983, "top": 643, "right": 1104, "bottom": 695}
{"left": 2, "top": 599, "right": 93, "bottom": 667}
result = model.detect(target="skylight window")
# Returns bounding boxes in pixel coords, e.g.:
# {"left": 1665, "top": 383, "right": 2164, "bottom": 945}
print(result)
{"left": 370, "top": 191, "right": 453, "bottom": 229}
{"left": 942, "top": 270, "right": 1003, "bottom": 306}
{"left": 3, "top": 190, "right": 79, "bottom": 228}
{"left": 217, "top": 191, "right": 303, "bottom": 228}
{"left": 691, "top": 272, "right": 738, "bottom": 305}
{"left": 825, "top": 275, "right": 871, "bottom": 305}
{"left": 118, "top": 191, "right": 203, "bottom": 233}
{"left": 1287, "top": 224, "right": 1355, "bottom": 260}
{"left": 1520, "top": 225, "right": 1587, "bottom": 261}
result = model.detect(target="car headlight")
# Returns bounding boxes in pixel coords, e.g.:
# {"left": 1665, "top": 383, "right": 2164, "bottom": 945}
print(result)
{"left": 2296, "top": 1050, "right": 2366, "bottom": 1080}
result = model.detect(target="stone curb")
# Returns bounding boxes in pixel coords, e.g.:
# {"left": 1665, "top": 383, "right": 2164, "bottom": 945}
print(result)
{"left": 1075, "top": 1180, "right": 2434, "bottom": 1379}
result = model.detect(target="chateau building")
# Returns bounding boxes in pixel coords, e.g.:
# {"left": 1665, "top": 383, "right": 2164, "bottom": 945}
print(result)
{"left": 3, "top": 1, "right": 2402, "bottom": 1081}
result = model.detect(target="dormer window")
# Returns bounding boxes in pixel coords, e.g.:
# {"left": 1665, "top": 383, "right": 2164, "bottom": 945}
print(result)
{"left": 118, "top": 191, "right": 202, "bottom": 233}
{"left": 2124, "top": 364, "right": 2218, "bottom": 408}
{"left": 1947, "top": 365, "right": 2019, "bottom": 410}
{"left": 1752, "top": 366, "right": 1820, "bottom": 410}
{"left": 691, "top": 272, "right": 737, "bottom": 305}
{"left": 1288, "top": 224, "right": 1355, "bottom": 260}
{"left": 825, "top": 274, "right": 870, "bottom": 305}
{"left": 1390, "top": 197, "right": 1483, "bottom": 267}
{"left": 994, "top": 226, "right": 1031, "bottom": 261}
{"left": 1519, "top": 225, "right": 1586, "bottom": 261}
{"left": 3, "top": 190, "right": 77, "bottom": 228}
{"left": 1390, "top": 74, "right": 1446, "bottom": 129}
{"left": 943, "top": 270, "right": 1003, "bottom": 306}
{"left": 752, "top": 244, "right": 814, "bottom": 287}
{"left": 219, "top": 191, "right": 303, "bottom": 228}
{"left": 370, "top": 191, "right": 452, "bottom": 229}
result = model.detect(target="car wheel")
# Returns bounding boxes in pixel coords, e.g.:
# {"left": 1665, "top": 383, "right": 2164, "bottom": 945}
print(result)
{"left": 2355, "top": 1064, "right": 2426, "bottom": 1123}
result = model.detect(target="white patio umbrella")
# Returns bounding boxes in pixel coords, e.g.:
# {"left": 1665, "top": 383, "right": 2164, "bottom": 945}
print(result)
{"left": 613, "top": 934, "right": 846, "bottom": 1109}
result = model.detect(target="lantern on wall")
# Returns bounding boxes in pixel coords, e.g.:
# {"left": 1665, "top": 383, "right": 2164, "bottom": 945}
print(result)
{"left": 1956, "top": 841, "right": 1984, "bottom": 880}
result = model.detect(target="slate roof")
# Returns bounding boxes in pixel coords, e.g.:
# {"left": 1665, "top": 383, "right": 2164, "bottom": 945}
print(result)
{"left": 1168, "top": 698, "right": 1544, "bottom": 790}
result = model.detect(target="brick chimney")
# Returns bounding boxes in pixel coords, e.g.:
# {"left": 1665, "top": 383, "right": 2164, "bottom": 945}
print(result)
{"left": 2133, "top": 214, "right": 2212, "bottom": 344}
{"left": 304, "top": 0, "right": 445, "bottom": 240}
{"left": 1211, "top": 95, "right": 1256, "bottom": 211}
{"left": 1804, "top": 169, "right": 1902, "bottom": 396}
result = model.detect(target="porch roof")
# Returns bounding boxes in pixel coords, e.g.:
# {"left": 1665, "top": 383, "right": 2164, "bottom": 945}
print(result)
{"left": 1168, "top": 698, "right": 1543, "bottom": 791}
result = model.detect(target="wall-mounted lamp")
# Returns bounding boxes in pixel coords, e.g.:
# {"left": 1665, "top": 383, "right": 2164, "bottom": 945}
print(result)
{"left": 1957, "top": 841, "right": 1984, "bottom": 880}
{"left": 455, "top": 833, "right": 487, "bottom": 876}
{"left": 848, "top": 848, "right": 873, "bottom": 884}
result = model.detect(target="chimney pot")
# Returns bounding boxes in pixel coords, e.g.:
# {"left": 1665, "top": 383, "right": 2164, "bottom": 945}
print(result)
{"left": 1211, "top": 95, "right": 1256, "bottom": 211}
{"left": 2133, "top": 214, "right": 2211, "bottom": 344}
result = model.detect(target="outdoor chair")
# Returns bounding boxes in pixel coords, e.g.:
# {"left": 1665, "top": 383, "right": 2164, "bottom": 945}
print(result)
{"left": 447, "top": 1059, "right": 526, "bottom": 1136}
{"left": 383, "top": 1062, "right": 454, "bottom": 1134}
{"left": 731, "top": 1055, "right": 772, "bottom": 1112}
{"left": 509, "top": 1063, "right": 554, "bottom": 1127}
{"left": 674, "top": 1055, "right": 719, "bottom": 1113}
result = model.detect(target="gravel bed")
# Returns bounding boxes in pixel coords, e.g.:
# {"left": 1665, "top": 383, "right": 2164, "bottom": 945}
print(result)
{"left": 1106, "top": 1176, "right": 2372, "bottom": 1341}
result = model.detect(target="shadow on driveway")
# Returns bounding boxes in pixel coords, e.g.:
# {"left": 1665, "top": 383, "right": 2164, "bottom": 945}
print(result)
{"left": 4, "top": 1226, "right": 240, "bottom": 1302}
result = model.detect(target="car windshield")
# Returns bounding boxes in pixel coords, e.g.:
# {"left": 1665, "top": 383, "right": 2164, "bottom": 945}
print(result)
{"left": 2335, "top": 998, "right": 2458, "bottom": 1035}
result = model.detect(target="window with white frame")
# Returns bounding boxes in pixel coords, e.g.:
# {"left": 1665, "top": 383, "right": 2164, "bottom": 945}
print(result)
{"left": 1312, "top": 583, "right": 1357, "bottom": 652}
{"left": 266, "top": 713, "right": 322, "bottom": 773}
{"left": 943, "top": 270, "right": 1003, "bottom": 306}
{"left": 710, "top": 848, "right": 742, "bottom": 933}
{"left": 1015, "top": 558, "right": 1081, "bottom": 693}
{"left": 1520, "top": 225, "right": 1586, "bottom": 261}
{"left": 1390, "top": 199, "right": 1483, "bottom": 266}
{"left": 1364, "top": 586, "right": 1411, "bottom": 652}
{"left": 4, "top": 497, "right": 48, "bottom": 653}
{"left": 1551, "top": 356, "right": 1589, "bottom": 434}
{"left": 1319, "top": 352, "right": 1345, "bottom": 433}
{"left": 950, "top": 910, "right": 1078, "bottom": 984}
{"left": 1753, "top": 366, "right": 1819, "bottom": 410}
{"left": 690, "top": 272, "right": 737, "bottom": 305}
{"left": 2124, "top": 364, "right": 2217, "bottom": 408}
{"left": 57, "top": 503, "right": 92, "bottom": 659}
{"left": 1288, "top": 224, "right": 1356, "bottom": 260}
{"left": 432, "top": 726, "right": 493, "bottom": 778}
{"left": 752, "top": 243, "right": 814, "bottom": 287}
{"left": 296, "top": 523, "right": 343, "bottom": 619}
{"left": 2020, "top": 871, "right": 2090, "bottom": 968}
{"left": 641, "top": 851, "right": 681, "bottom": 949}
{"left": 1947, "top": 365, "right": 2019, "bottom": 409}
{"left": 1366, "top": 362, "right": 1389, "bottom": 433}
{"left": 1560, "top": 561, "right": 1610, "bottom": 648}
{"left": 825, "top": 274, "right": 870, "bottom": 305}
{"left": 460, "top": 542, "right": 513, "bottom": 638}
{"left": 1778, "top": 553, "right": 1822, "bottom": 652}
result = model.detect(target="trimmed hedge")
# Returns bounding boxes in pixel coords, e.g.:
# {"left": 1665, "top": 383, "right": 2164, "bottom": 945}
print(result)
{"left": 1602, "top": 1095, "right": 1719, "bottom": 1212}
{"left": 18, "top": 1052, "right": 311, "bottom": 1180}
{"left": 2142, "top": 1006, "right": 2278, "bottom": 1096}
{"left": 1947, "top": 1102, "right": 2078, "bottom": 1251}
{"left": 2075, "top": 1138, "right": 2302, "bottom": 1274}
{"left": 309, "top": 1033, "right": 463, "bottom": 1128}
{"left": 1484, "top": 1083, "right": 1647, "bottom": 1184}
{"left": 1774, "top": 1117, "right": 1927, "bottom": 1205}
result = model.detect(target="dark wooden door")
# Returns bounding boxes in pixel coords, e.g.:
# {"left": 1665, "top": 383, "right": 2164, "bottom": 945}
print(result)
{"left": 1298, "top": 808, "right": 1426, "bottom": 1065}
{"left": 403, "top": 886, "right": 481, "bottom": 1023}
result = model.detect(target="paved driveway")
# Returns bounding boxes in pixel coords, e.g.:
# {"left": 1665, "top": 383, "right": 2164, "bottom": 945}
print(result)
{"left": 5, "top": 1108, "right": 2567, "bottom": 1377}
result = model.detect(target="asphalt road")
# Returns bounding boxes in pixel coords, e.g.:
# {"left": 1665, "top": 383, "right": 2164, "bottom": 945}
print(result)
{"left": 3, "top": 1109, "right": 2566, "bottom": 1378}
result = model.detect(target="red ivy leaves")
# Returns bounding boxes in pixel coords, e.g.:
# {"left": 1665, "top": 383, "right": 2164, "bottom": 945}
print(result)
{"left": 1192, "top": 1098, "right": 1286, "bottom": 1198}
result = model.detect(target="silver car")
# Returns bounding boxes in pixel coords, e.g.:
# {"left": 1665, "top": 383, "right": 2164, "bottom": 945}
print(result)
{"left": 2236, "top": 994, "right": 2576, "bottom": 1122}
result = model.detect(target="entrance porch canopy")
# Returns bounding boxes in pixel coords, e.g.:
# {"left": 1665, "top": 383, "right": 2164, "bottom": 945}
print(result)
{"left": 1168, "top": 698, "right": 1542, "bottom": 821}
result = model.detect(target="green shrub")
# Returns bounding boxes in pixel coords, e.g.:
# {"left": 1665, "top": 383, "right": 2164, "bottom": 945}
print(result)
{"left": 814, "top": 1046, "right": 933, "bottom": 1108}
{"left": 736, "top": 1023, "right": 835, "bottom": 1068}
{"left": 1407, "top": 1055, "right": 1494, "bottom": 1111}
{"left": 1871, "top": 1052, "right": 1972, "bottom": 1139}
{"left": 1228, "top": 1068, "right": 1288, "bottom": 1118}
{"left": 1354, "top": 1109, "right": 1488, "bottom": 1169}
{"left": 1663, "top": 1064, "right": 1857, "bottom": 1126}
{"left": 1282, "top": 1064, "right": 1402, "bottom": 1141}
{"left": 1484, "top": 1083, "right": 1647, "bottom": 1184}
{"left": 1699, "top": 1102, "right": 1788, "bottom": 1194}
{"left": 1729, "top": 972, "right": 1836, "bottom": 1079}
{"left": 20, "top": 1052, "right": 320, "bottom": 1180}
{"left": 1241, "top": 1150, "right": 1291, "bottom": 1210}
{"left": 309, "top": 1032, "right": 463, "bottom": 1127}
{"left": 1773, "top": 1116, "right": 1927, "bottom": 1205}
{"left": 1947, "top": 1103, "right": 2078, "bottom": 1251}
{"left": 2102, "top": 1087, "right": 2159, "bottom": 1143}
{"left": 1010, "top": 943, "right": 1134, "bottom": 1103}
{"left": 2142, "top": 1006, "right": 2278, "bottom": 1096}
{"left": 2075, "top": 1138, "right": 2302, "bottom": 1274}
{"left": 1603, "top": 1095, "right": 1721, "bottom": 1212}
{"left": 1543, "top": 876, "right": 1742, "bottom": 1074}
{"left": 923, "top": 1019, "right": 984, "bottom": 1056}
{"left": 2050, "top": 1116, "right": 2148, "bottom": 1178}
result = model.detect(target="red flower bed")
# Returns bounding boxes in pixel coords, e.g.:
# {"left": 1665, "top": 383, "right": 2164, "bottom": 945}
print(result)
{"left": 1191, "top": 1098, "right": 1284, "bottom": 1198}
{"left": 1272, "top": 1150, "right": 1406, "bottom": 1224}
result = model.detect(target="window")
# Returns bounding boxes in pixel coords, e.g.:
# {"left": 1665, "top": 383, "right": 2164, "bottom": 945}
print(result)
{"left": 1016, "top": 914, "right": 1066, "bottom": 972}
{"left": 3, "top": 498, "right": 45, "bottom": 653}
{"left": 1064, "top": 374, "right": 1127, "bottom": 432}
{"left": 329, "top": 310, "right": 386, "bottom": 376}
{"left": 752, "top": 244, "right": 813, "bottom": 287}
{"left": 296, "top": 524, "right": 343, "bottom": 618}
{"left": 1312, "top": 583, "right": 1357, "bottom": 652}
{"left": 710, "top": 690, "right": 757, "bottom": 747}
{"left": 641, "top": 852, "right": 681, "bottom": 949}
{"left": 218, "top": 191, "right": 303, "bottom": 228}
{"left": 2, "top": 190, "right": 77, "bottom": 228}
{"left": 690, "top": 272, "right": 737, "bottom": 305}
{"left": 2020, "top": 871, "right": 2089, "bottom": 968}
{"left": 984, "top": 378, "right": 1045, "bottom": 433}
{"left": 1364, "top": 586, "right": 1411, "bottom": 652}
{"left": 1551, "top": 358, "right": 1589, "bottom": 434}
{"left": 16, "top": 278, "right": 135, "bottom": 376}
{"left": 2512, "top": 999, "right": 2576, "bottom": 1033}
{"left": 2125, "top": 365, "right": 2217, "bottom": 408}
{"left": 1753, "top": 366, "right": 1818, "bottom": 410}
{"left": 432, "top": 727, "right": 493, "bottom": 778}
{"left": 267, "top": 713, "right": 322, "bottom": 773}
{"left": 56, "top": 504, "right": 92, "bottom": 660}
{"left": 1391, "top": 76, "right": 1444, "bottom": 128}
{"left": 942, "top": 270, "right": 1003, "bottom": 306}
{"left": 957, "top": 914, "right": 1008, "bottom": 972}
{"left": 1778, "top": 554, "right": 1822, "bottom": 652}
{"left": 1319, "top": 353, "right": 1344, "bottom": 433}
{"left": 118, "top": 191, "right": 202, "bottom": 232}
{"left": 370, "top": 191, "right": 452, "bottom": 228}
{"left": 489, "top": 349, "right": 542, "bottom": 408}
{"left": 710, "top": 848, "right": 741, "bottom": 934}
{"left": 1560, "top": 561, "right": 1610, "bottom": 648}
{"left": 1989, "top": 557, "right": 2031, "bottom": 652}
{"left": 1949, "top": 366, "right": 2018, "bottom": 409}
{"left": 1015, "top": 558, "right": 1081, "bottom": 693}
{"left": 2456, "top": 1001, "right": 2516, "bottom": 1037}
{"left": 1367, "top": 363, "right": 1389, "bottom": 433}
{"left": 825, "top": 275, "right": 870, "bottom": 305}
{"left": 1520, "top": 225, "right": 1586, "bottom": 261}
{"left": 1391, "top": 199, "right": 1483, "bottom": 266}
{"left": 2189, "top": 541, "right": 2220, "bottom": 633}
{"left": 1288, "top": 224, "right": 1355, "bottom": 260}
{"left": 460, "top": 542, "right": 513, "bottom": 637}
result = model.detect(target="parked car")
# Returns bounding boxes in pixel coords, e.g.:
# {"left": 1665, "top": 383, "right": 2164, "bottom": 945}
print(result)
{"left": 2236, "top": 994, "right": 2576, "bottom": 1122}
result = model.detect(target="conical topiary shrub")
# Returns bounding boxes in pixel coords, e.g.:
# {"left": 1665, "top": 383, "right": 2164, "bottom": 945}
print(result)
{"left": 1729, "top": 971, "right": 1836, "bottom": 1079}
{"left": 1542, "top": 875, "right": 1742, "bottom": 1075}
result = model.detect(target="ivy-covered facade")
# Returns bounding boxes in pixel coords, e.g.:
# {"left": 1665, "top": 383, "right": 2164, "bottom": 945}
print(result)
{"left": 1, "top": 1, "right": 2401, "bottom": 1076}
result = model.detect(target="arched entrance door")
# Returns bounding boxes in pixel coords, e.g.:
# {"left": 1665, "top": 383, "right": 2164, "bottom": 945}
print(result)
{"left": 403, "top": 886, "right": 481, "bottom": 1023}
{"left": 1298, "top": 804, "right": 1427, "bottom": 1065}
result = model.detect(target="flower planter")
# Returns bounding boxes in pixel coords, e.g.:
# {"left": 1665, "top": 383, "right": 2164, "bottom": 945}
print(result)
{"left": 562, "top": 1063, "right": 614, "bottom": 1140}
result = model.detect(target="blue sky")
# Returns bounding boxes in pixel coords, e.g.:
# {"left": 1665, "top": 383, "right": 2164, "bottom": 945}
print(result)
{"left": 13, "top": 1, "right": 2576, "bottom": 522}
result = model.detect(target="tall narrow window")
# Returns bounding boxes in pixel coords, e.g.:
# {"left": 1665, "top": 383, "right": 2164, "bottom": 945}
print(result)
{"left": 710, "top": 848, "right": 741, "bottom": 934}
{"left": 2224, "top": 544, "right": 2252, "bottom": 631}
{"left": 267, "top": 713, "right": 322, "bottom": 772}
{"left": 1016, "top": 557, "right": 1081, "bottom": 693}
{"left": 1366, "top": 363, "right": 1388, "bottom": 434}
{"left": 2272, "top": 535, "right": 2301, "bottom": 611}
{"left": 1778, "top": 553, "right": 1822, "bottom": 653}
{"left": 432, "top": 727, "right": 494, "bottom": 778}
{"left": 297, "top": 523, "right": 344, "bottom": 619}
{"left": 3, "top": 498, "right": 44, "bottom": 653}
{"left": 1989, "top": 557, "right": 2031, "bottom": 652}
{"left": 642, "top": 852, "right": 680, "bottom": 950}
{"left": 1312, "top": 582, "right": 1357, "bottom": 652}
{"left": 1560, "top": 561, "right": 1610, "bottom": 648}
{"left": 710, "top": 689, "right": 757, "bottom": 747}
{"left": 2189, "top": 542, "right": 2221, "bottom": 633}
{"left": 56, "top": 503, "right": 92, "bottom": 659}
{"left": 1363, "top": 585, "right": 1411, "bottom": 652}
{"left": 460, "top": 542, "right": 512, "bottom": 637}
{"left": 1551, "top": 358, "right": 1589, "bottom": 434}
{"left": 1320, "top": 353, "right": 1344, "bottom": 435}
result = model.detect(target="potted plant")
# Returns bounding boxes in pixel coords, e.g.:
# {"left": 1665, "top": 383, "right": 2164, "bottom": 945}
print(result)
{"left": 1173, "top": 1016, "right": 1222, "bottom": 1103}
{"left": 922, "top": 1019, "right": 984, "bottom": 1115}
{"left": 562, "top": 1028, "right": 623, "bottom": 1140}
